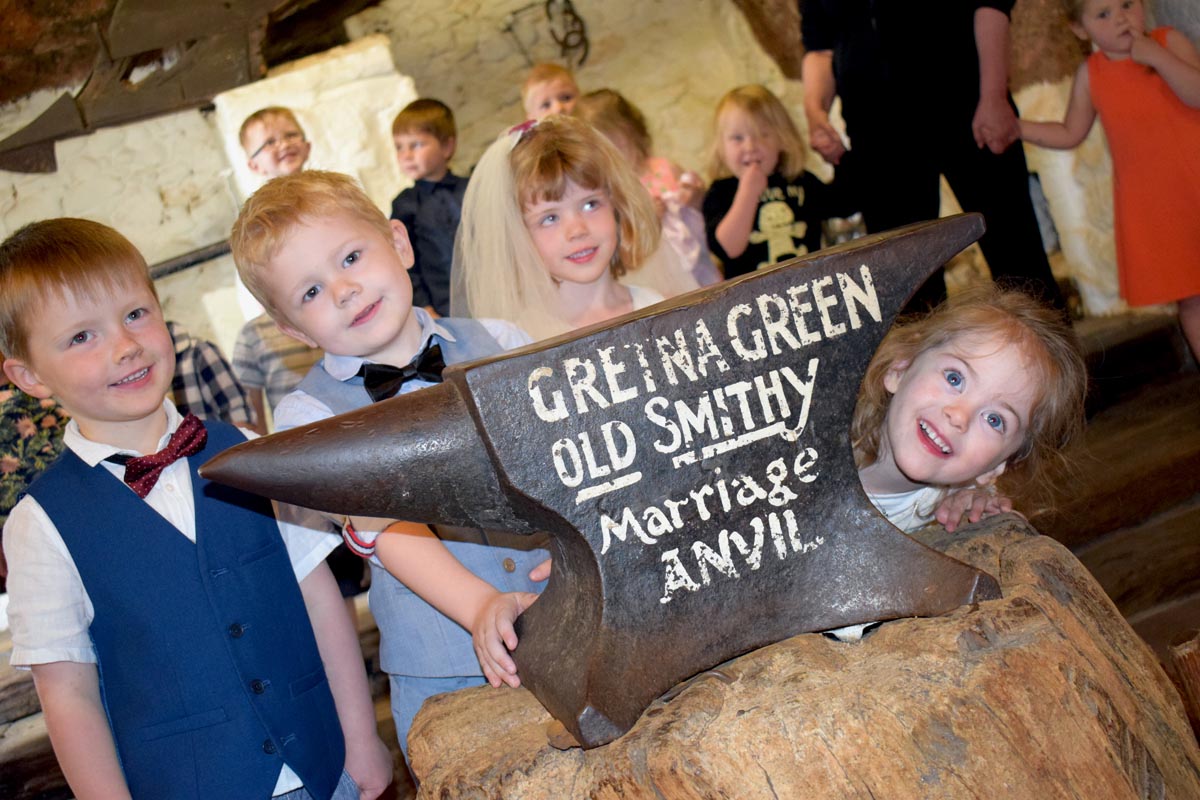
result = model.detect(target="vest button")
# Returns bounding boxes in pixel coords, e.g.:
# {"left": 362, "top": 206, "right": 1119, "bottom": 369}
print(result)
{"left": 502, "top": 557, "right": 516, "bottom": 573}
{"left": 250, "top": 679, "right": 266, "bottom": 694}
{"left": 229, "top": 623, "right": 245, "bottom": 638}
{"left": 263, "top": 739, "right": 277, "bottom": 754}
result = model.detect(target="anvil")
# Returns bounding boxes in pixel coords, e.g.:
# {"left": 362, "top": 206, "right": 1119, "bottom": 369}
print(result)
{"left": 201, "top": 215, "right": 1001, "bottom": 748}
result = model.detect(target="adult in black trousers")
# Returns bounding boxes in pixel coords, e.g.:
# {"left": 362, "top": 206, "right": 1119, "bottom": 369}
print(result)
{"left": 800, "top": 0, "right": 1063, "bottom": 312}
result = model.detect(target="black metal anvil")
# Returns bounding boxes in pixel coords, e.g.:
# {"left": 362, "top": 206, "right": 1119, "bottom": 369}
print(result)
{"left": 201, "top": 215, "right": 1001, "bottom": 748}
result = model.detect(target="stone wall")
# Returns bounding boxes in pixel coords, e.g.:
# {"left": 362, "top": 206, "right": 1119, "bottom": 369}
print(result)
{"left": 346, "top": 0, "right": 791, "bottom": 177}
{"left": 0, "top": 0, "right": 1141, "bottom": 350}
{"left": 0, "top": 1, "right": 794, "bottom": 353}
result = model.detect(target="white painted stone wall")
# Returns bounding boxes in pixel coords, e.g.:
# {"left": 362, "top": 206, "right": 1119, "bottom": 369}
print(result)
{"left": 0, "top": 0, "right": 1126, "bottom": 355}
{"left": 345, "top": 0, "right": 798, "bottom": 179}
{"left": 213, "top": 34, "right": 415, "bottom": 212}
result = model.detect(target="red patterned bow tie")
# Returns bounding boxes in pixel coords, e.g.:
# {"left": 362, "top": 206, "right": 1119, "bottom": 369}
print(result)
{"left": 107, "top": 413, "right": 208, "bottom": 498}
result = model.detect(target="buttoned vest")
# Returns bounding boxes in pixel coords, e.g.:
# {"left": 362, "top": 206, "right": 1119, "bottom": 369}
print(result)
{"left": 28, "top": 420, "right": 343, "bottom": 800}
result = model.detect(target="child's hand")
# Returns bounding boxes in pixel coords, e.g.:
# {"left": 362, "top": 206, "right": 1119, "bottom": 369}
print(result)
{"left": 972, "top": 96, "right": 1019, "bottom": 154}
{"left": 739, "top": 161, "right": 769, "bottom": 198}
{"left": 1130, "top": 33, "right": 1164, "bottom": 67}
{"left": 935, "top": 487, "right": 1014, "bottom": 533}
{"left": 652, "top": 193, "right": 668, "bottom": 220}
{"left": 677, "top": 171, "right": 705, "bottom": 209}
{"left": 344, "top": 733, "right": 394, "bottom": 800}
{"left": 472, "top": 591, "right": 541, "bottom": 688}
{"left": 529, "top": 557, "right": 552, "bottom": 583}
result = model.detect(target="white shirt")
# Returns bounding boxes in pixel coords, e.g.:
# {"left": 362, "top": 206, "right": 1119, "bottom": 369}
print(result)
{"left": 3, "top": 401, "right": 334, "bottom": 794}
{"left": 867, "top": 485, "right": 947, "bottom": 534}
{"left": 626, "top": 284, "right": 665, "bottom": 311}
{"left": 4, "top": 400, "right": 336, "bottom": 667}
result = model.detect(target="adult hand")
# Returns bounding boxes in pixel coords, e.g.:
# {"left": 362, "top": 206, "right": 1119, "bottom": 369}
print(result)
{"left": 972, "top": 96, "right": 1019, "bottom": 154}
{"left": 809, "top": 118, "right": 846, "bottom": 165}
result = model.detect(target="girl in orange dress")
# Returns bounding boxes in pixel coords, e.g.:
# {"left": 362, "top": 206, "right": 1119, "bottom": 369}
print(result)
{"left": 1019, "top": 0, "right": 1200, "bottom": 359}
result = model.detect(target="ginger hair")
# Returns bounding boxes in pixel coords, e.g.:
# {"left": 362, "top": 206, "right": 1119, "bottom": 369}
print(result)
{"left": 852, "top": 284, "right": 1087, "bottom": 510}
{"left": 238, "top": 106, "right": 305, "bottom": 151}
{"left": 0, "top": 218, "right": 155, "bottom": 361}
{"left": 521, "top": 63, "right": 578, "bottom": 107}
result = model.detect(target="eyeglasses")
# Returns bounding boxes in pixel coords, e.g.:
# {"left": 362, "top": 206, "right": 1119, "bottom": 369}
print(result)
{"left": 249, "top": 130, "right": 305, "bottom": 161}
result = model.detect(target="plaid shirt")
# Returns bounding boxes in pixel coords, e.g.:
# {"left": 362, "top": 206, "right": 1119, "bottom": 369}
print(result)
{"left": 167, "top": 321, "right": 252, "bottom": 426}
{"left": 232, "top": 313, "right": 323, "bottom": 413}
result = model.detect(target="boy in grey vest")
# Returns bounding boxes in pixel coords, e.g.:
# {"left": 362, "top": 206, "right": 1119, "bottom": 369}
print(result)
{"left": 230, "top": 171, "right": 549, "bottom": 760}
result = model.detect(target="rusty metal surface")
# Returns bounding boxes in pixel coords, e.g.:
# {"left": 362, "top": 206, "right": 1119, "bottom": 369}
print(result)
{"left": 201, "top": 215, "right": 1001, "bottom": 748}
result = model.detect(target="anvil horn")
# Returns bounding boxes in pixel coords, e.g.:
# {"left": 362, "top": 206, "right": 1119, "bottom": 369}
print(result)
{"left": 199, "top": 379, "right": 538, "bottom": 533}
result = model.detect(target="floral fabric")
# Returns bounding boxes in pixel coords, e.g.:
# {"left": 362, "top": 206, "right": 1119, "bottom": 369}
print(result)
{"left": 1, "top": 381, "right": 69, "bottom": 534}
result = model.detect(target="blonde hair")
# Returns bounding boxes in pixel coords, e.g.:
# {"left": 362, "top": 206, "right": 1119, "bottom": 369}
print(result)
{"left": 452, "top": 116, "right": 697, "bottom": 340}
{"left": 574, "top": 89, "right": 652, "bottom": 164}
{"left": 230, "top": 170, "right": 393, "bottom": 317}
{"left": 238, "top": 106, "right": 305, "bottom": 151}
{"left": 391, "top": 98, "right": 456, "bottom": 143}
{"left": 521, "top": 63, "right": 578, "bottom": 108}
{"left": 707, "top": 85, "right": 807, "bottom": 182}
{"left": 852, "top": 284, "right": 1087, "bottom": 509}
{"left": 0, "top": 219, "right": 155, "bottom": 361}
{"left": 510, "top": 114, "right": 660, "bottom": 279}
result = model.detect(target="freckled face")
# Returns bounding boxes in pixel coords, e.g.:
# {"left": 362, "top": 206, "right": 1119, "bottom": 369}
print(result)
{"left": 523, "top": 180, "right": 619, "bottom": 287}
{"left": 5, "top": 281, "right": 174, "bottom": 448}
{"left": 872, "top": 332, "right": 1039, "bottom": 493}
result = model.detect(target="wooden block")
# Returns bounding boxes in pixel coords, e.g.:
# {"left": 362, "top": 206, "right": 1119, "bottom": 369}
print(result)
{"left": 408, "top": 516, "right": 1200, "bottom": 798}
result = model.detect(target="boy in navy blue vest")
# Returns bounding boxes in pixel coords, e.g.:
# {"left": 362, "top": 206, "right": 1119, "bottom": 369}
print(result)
{"left": 230, "top": 170, "right": 550, "bottom": 760}
{"left": 0, "top": 218, "right": 392, "bottom": 800}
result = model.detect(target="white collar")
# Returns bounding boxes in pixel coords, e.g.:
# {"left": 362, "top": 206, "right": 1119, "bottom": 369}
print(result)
{"left": 321, "top": 307, "right": 459, "bottom": 381}
{"left": 64, "top": 398, "right": 183, "bottom": 466}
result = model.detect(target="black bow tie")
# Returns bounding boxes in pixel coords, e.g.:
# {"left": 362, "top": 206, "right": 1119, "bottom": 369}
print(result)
{"left": 356, "top": 343, "right": 446, "bottom": 402}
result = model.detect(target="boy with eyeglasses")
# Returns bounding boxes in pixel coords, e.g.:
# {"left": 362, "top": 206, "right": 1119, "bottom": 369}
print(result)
{"left": 240, "top": 106, "right": 312, "bottom": 179}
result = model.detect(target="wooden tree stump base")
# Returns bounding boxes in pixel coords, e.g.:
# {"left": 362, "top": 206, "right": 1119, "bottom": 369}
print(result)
{"left": 409, "top": 515, "right": 1200, "bottom": 799}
